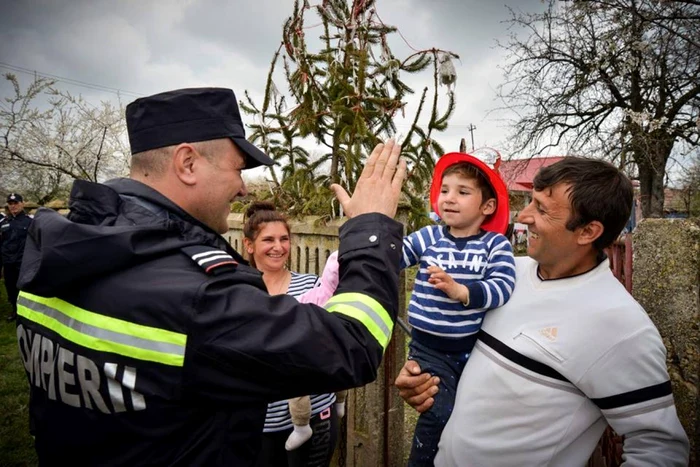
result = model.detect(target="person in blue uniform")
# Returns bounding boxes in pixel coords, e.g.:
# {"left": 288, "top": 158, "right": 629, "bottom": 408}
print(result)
{"left": 1, "top": 192, "right": 31, "bottom": 321}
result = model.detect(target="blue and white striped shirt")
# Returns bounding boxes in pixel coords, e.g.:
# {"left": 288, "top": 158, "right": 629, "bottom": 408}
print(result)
{"left": 402, "top": 226, "right": 516, "bottom": 346}
{"left": 263, "top": 272, "right": 337, "bottom": 432}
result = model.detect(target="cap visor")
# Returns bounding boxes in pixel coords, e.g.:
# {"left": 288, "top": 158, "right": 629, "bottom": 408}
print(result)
{"left": 232, "top": 137, "right": 275, "bottom": 169}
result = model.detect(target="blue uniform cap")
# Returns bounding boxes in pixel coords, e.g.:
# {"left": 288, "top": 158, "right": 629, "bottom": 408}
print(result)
{"left": 125, "top": 87, "right": 275, "bottom": 169}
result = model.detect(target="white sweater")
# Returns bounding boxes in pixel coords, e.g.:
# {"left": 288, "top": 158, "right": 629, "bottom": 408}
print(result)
{"left": 435, "top": 256, "right": 689, "bottom": 467}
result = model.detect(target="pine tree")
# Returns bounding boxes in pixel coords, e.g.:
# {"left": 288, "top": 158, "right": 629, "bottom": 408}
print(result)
{"left": 241, "top": 0, "right": 458, "bottom": 227}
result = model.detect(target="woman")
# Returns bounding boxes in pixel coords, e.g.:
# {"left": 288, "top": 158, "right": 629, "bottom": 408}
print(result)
{"left": 244, "top": 201, "right": 341, "bottom": 467}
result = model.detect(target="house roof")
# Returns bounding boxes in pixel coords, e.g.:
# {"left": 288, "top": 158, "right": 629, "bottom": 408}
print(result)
{"left": 664, "top": 187, "right": 689, "bottom": 213}
{"left": 498, "top": 157, "right": 565, "bottom": 192}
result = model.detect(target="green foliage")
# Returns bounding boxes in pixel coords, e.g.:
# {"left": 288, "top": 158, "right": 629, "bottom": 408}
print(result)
{"left": 674, "top": 154, "right": 700, "bottom": 217}
{"left": 0, "top": 282, "right": 38, "bottom": 466}
{"left": 241, "top": 0, "right": 459, "bottom": 229}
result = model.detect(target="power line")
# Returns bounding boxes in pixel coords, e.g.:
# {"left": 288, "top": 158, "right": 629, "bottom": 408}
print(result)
{"left": 0, "top": 63, "right": 486, "bottom": 129}
{"left": 0, "top": 62, "right": 144, "bottom": 98}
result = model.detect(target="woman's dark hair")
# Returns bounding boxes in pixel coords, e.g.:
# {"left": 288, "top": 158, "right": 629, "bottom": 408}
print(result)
{"left": 243, "top": 201, "right": 290, "bottom": 268}
{"left": 533, "top": 157, "right": 633, "bottom": 251}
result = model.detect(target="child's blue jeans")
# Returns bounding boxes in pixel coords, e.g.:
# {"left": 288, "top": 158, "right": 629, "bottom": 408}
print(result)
{"left": 407, "top": 339, "right": 470, "bottom": 467}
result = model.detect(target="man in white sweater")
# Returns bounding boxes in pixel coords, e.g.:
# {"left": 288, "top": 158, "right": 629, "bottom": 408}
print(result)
{"left": 395, "top": 157, "right": 689, "bottom": 466}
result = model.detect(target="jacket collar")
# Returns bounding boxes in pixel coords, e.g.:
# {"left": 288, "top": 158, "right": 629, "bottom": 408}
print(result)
{"left": 8, "top": 210, "right": 28, "bottom": 220}
{"left": 18, "top": 178, "right": 247, "bottom": 297}
{"left": 69, "top": 178, "right": 241, "bottom": 258}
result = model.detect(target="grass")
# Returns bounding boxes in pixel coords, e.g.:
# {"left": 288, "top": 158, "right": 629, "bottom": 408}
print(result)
{"left": 0, "top": 280, "right": 38, "bottom": 467}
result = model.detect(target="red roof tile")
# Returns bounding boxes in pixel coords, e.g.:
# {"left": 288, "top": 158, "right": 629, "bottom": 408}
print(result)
{"left": 498, "top": 157, "right": 565, "bottom": 192}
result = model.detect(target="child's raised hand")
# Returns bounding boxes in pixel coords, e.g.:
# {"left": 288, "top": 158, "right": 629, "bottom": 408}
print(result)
{"left": 426, "top": 265, "right": 470, "bottom": 305}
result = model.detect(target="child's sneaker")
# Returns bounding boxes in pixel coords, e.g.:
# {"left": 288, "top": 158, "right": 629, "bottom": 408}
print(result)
{"left": 285, "top": 424, "right": 313, "bottom": 451}
{"left": 335, "top": 401, "right": 346, "bottom": 419}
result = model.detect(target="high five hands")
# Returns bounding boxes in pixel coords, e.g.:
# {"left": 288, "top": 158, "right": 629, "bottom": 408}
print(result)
{"left": 330, "top": 139, "right": 441, "bottom": 413}
{"left": 330, "top": 139, "right": 406, "bottom": 219}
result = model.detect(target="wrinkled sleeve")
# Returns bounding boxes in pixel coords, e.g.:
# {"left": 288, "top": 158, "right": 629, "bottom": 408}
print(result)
{"left": 465, "top": 234, "right": 516, "bottom": 310}
{"left": 183, "top": 213, "right": 403, "bottom": 403}
{"left": 576, "top": 326, "right": 689, "bottom": 466}
{"left": 401, "top": 226, "right": 432, "bottom": 269}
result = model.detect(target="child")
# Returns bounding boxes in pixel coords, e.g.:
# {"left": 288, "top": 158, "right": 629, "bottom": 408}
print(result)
{"left": 402, "top": 153, "right": 515, "bottom": 466}
{"left": 285, "top": 251, "right": 347, "bottom": 451}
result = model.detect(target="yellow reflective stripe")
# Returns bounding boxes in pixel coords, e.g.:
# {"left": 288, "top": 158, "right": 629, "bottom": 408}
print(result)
{"left": 325, "top": 292, "right": 393, "bottom": 350}
{"left": 21, "top": 292, "right": 186, "bottom": 346}
{"left": 18, "top": 292, "right": 187, "bottom": 367}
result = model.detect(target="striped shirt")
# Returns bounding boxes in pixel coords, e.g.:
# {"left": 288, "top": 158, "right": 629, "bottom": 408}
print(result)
{"left": 401, "top": 226, "right": 516, "bottom": 345}
{"left": 286, "top": 272, "right": 320, "bottom": 298}
{"left": 263, "top": 272, "right": 337, "bottom": 432}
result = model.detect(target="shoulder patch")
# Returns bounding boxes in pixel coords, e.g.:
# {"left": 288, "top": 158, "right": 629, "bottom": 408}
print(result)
{"left": 182, "top": 245, "right": 238, "bottom": 275}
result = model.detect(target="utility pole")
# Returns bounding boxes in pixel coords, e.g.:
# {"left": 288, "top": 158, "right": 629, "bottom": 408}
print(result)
{"left": 467, "top": 124, "right": 476, "bottom": 150}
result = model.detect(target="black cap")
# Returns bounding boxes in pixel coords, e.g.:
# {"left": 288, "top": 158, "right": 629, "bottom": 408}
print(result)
{"left": 125, "top": 87, "right": 275, "bottom": 169}
{"left": 6, "top": 193, "right": 23, "bottom": 203}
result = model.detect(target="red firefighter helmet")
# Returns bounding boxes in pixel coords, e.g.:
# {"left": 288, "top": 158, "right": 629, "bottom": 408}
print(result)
{"left": 429, "top": 152, "right": 510, "bottom": 235}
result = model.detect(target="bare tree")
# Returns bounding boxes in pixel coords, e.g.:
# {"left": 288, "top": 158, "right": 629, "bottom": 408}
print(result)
{"left": 498, "top": 0, "right": 700, "bottom": 217}
{"left": 1, "top": 73, "right": 129, "bottom": 202}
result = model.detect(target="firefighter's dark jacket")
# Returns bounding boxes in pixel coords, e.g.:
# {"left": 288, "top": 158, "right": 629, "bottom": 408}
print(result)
{"left": 0, "top": 210, "right": 31, "bottom": 264}
{"left": 16, "top": 178, "right": 403, "bottom": 466}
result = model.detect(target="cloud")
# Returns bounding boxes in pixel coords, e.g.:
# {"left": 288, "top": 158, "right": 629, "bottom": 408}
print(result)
{"left": 0, "top": 0, "right": 547, "bottom": 163}
{"left": 177, "top": 0, "right": 290, "bottom": 62}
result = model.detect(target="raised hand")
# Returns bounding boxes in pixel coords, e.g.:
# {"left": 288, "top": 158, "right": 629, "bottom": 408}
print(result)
{"left": 330, "top": 139, "right": 406, "bottom": 219}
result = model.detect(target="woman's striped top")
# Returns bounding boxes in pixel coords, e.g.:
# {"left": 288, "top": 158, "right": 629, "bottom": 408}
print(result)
{"left": 263, "top": 271, "right": 337, "bottom": 432}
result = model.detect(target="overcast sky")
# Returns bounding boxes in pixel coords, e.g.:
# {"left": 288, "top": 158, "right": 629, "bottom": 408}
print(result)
{"left": 0, "top": 0, "right": 551, "bottom": 180}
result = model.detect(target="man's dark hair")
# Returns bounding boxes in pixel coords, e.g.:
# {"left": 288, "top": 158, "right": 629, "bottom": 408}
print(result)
{"left": 442, "top": 162, "right": 496, "bottom": 203}
{"left": 533, "top": 157, "right": 633, "bottom": 251}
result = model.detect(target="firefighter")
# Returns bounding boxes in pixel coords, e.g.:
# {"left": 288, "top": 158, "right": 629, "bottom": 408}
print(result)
{"left": 16, "top": 87, "right": 407, "bottom": 466}
{"left": 1, "top": 192, "right": 31, "bottom": 320}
